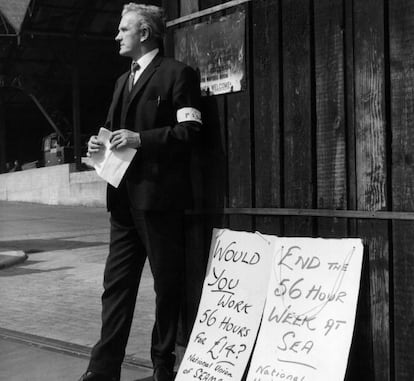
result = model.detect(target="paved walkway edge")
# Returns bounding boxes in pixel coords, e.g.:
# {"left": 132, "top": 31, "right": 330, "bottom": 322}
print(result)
{"left": 0, "top": 251, "right": 28, "bottom": 269}
{"left": 0, "top": 327, "right": 153, "bottom": 369}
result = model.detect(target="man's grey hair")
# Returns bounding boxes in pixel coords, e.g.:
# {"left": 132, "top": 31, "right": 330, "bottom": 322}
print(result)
{"left": 122, "top": 3, "right": 166, "bottom": 44}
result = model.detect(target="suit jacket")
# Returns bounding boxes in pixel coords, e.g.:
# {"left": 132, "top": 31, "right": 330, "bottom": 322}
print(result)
{"left": 105, "top": 54, "right": 202, "bottom": 211}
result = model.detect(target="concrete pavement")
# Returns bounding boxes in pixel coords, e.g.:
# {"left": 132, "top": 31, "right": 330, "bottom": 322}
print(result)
{"left": 0, "top": 201, "right": 156, "bottom": 380}
{"left": 0, "top": 335, "right": 152, "bottom": 381}
{"left": 0, "top": 250, "right": 27, "bottom": 269}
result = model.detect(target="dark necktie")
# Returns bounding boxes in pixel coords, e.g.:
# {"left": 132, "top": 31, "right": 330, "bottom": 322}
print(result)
{"left": 128, "top": 61, "right": 140, "bottom": 92}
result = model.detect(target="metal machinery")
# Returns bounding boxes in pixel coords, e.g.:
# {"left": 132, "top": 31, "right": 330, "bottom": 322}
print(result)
{"left": 42, "top": 133, "right": 73, "bottom": 167}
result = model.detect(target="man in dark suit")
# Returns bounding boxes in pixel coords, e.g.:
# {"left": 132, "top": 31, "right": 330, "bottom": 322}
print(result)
{"left": 79, "top": 4, "right": 202, "bottom": 381}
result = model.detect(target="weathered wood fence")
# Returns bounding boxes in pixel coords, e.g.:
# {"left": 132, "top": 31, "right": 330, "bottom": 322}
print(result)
{"left": 162, "top": 1, "right": 414, "bottom": 380}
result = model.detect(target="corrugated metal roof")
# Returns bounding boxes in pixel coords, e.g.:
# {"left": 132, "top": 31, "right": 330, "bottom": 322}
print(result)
{"left": 0, "top": 0, "right": 31, "bottom": 33}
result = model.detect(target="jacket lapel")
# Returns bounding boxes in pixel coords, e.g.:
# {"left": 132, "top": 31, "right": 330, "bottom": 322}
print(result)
{"left": 106, "top": 71, "right": 128, "bottom": 130}
{"left": 113, "top": 72, "right": 129, "bottom": 105}
{"left": 128, "top": 54, "right": 163, "bottom": 103}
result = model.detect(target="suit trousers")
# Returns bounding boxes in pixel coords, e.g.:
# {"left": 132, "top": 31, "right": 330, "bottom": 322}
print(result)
{"left": 88, "top": 183, "right": 185, "bottom": 377}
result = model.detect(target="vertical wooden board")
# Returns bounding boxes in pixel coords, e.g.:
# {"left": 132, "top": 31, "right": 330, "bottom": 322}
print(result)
{"left": 198, "top": 0, "right": 224, "bottom": 10}
{"left": 227, "top": 90, "right": 253, "bottom": 231}
{"left": 163, "top": 0, "right": 180, "bottom": 19}
{"left": 282, "top": 216, "right": 314, "bottom": 237}
{"left": 163, "top": 0, "right": 180, "bottom": 57}
{"left": 252, "top": 0, "right": 282, "bottom": 235}
{"left": 358, "top": 222, "right": 390, "bottom": 381}
{"left": 228, "top": 216, "right": 253, "bottom": 233}
{"left": 344, "top": 0, "right": 357, "bottom": 237}
{"left": 345, "top": 238, "right": 374, "bottom": 381}
{"left": 227, "top": 3, "right": 252, "bottom": 232}
{"left": 316, "top": 217, "right": 348, "bottom": 239}
{"left": 392, "top": 223, "right": 414, "bottom": 379}
{"left": 254, "top": 216, "right": 283, "bottom": 236}
{"left": 180, "top": 0, "right": 199, "bottom": 16}
{"left": 314, "top": 0, "right": 348, "bottom": 236}
{"left": 200, "top": 95, "right": 228, "bottom": 255}
{"left": 389, "top": 1, "right": 414, "bottom": 378}
{"left": 354, "top": 1, "right": 389, "bottom": 380}
{"left": 317, "top": 217, "right": 347, "bottom": 238}
{"left": 390, "top": 0, "right": 414, "bottom": 211}
{"left": 282, "top": 0, "right": 314, "bottom": 236}
{"left": 354, "top": 1, "right": 387, "bottom": 211}
{"left": 201, "top": 96, "right": 228, "bottom": 209}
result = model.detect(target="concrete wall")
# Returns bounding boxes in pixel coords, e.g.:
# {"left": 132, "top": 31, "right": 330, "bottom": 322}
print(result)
{"left": 0, "top": 164, "right": 106, "bottom": 207}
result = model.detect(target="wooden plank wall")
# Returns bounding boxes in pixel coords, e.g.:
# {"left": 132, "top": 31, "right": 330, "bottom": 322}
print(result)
{"left": 353, "top": 2, "right": 390, "bottom": 381}
{"left": 389, "top": 0, "right": 414, "bottom": 379}
{"left": 163, "top": 0, "right": 414, "bottom": 379}
{"left": 252, "top": 0, "right": 281, "bottom": 236}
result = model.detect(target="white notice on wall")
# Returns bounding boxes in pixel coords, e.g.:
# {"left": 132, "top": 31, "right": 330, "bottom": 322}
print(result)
{"left": 176, "top": 229, "right": 276, "bottom": 381}
{"left": 246, "top": 237, "right": 363, "bottom": 381}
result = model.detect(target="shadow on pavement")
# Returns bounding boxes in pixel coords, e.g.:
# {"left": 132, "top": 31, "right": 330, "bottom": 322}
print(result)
{"left": 0, "top": 264, "right": 75, "bottom": 277}
{"left": 0, "top": 238, "right": 107, "bottom": 253}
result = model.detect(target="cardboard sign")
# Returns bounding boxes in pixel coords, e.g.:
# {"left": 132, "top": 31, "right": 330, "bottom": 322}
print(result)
{"left": 246, "top": 237, "right": 363, "bottom": 381}
{"left": 176, "top": 229, "right": 275, "bottom": 381}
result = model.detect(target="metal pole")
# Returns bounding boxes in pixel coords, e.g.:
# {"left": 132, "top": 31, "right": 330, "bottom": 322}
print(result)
{"left": 0, "top": 96, "right": 6, "bottom": 173}
{"left": 27, "top": 93, "right": 66, "bottom": 140}
{"left": 72, "top": 60, "right": 82, "bottom": 171}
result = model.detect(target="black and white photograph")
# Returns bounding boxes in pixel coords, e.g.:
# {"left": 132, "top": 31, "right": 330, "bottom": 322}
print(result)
{"left": 0, "top": 1, "right": 413, "bottom": 381}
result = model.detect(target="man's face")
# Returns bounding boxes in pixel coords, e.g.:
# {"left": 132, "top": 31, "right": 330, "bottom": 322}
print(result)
{"left": 115, "top": 12, "right": 142, "bottom": 59}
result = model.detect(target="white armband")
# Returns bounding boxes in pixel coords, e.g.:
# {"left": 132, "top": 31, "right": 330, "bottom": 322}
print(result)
{"left": 177, "top": 107, "right": 202, "bottom": 124}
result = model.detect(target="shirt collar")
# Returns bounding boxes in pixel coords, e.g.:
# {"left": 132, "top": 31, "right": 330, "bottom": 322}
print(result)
{"left": 134, "top": 48, "right": 159, "bottom": 72}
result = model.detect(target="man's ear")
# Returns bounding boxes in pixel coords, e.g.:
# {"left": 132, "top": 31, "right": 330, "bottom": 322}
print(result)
{"left": 140, "top": 25, "right": 151, "bottom": 42}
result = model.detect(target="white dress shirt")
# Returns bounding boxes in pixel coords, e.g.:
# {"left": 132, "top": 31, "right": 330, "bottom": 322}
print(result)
{"left": 131, "top": 48, "right": 159, "bottom": 86}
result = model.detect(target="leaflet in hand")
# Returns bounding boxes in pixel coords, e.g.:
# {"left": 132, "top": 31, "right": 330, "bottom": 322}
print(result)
{"left": 90, "top": 127, "right": 136, "bottom": 188}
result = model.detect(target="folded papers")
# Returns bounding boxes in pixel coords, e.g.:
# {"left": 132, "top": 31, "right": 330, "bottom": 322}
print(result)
{"left": 90, "top": 127, "right": 136, "bottom": 188}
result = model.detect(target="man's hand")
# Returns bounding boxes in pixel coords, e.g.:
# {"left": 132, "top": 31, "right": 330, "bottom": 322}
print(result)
{"left": 110, "top": 129, "right": 141, "bottom": 150}
{"left": 87, "top": 135, "right": 104, "bottom": 156}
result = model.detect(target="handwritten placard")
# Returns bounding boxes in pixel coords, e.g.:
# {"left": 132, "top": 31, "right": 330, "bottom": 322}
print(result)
{"left": 247, "top": 237, "right": 363, "bottom": 381}
{"left": 176, "top": 229, "right": 275, "bottom": 381}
